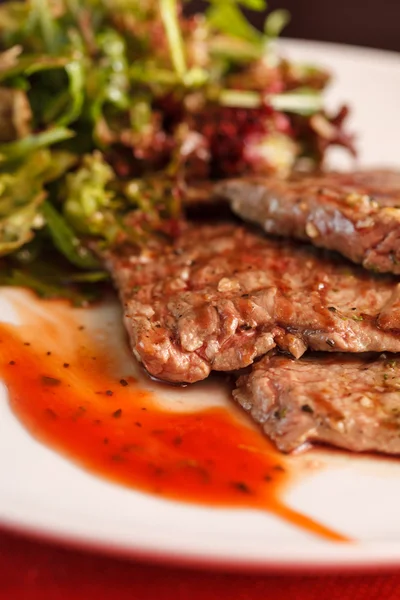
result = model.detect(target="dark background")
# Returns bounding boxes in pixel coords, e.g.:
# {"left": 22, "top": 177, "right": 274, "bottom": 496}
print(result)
{"left": 188, "top": 1, "right": 400, "bottom": 53}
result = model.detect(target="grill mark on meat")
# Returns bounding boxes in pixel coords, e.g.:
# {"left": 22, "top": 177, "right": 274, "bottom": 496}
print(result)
{"left": 103, "top": 222, "right": 400, "bottom": 384}
{"left": 234, "top": 352, "right": 400, "bottom": 455}
{"left": 215, "top": 169, "right": 400, "bottom": 274}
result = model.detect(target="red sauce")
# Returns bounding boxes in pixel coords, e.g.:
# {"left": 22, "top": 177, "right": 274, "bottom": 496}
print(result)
{"left": 0, "top": 293, "right": 347, "bottom": 542}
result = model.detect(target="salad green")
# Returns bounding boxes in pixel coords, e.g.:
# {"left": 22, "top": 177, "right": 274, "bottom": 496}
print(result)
{"left": 0, "top": 0, "right": 353, "bottom": 304}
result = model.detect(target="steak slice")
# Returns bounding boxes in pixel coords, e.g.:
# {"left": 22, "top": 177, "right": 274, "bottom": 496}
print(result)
{"left": 104, "top": 222, "right": 400, "bottom": 384}
{"left": 215, "top": 170, "right": 400, "bottom": 274}
{"left": 234, "top": 353, "right": 400, "bottom": 455}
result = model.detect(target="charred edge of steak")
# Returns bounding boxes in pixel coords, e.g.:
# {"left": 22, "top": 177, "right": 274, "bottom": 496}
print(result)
{"left": 214, "top": 169, "right": 400, "bottom": 275}
{"left": 234, "top": 352, "right": 400, "bottom": 455}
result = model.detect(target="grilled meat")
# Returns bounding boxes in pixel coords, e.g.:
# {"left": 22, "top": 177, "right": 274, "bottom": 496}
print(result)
{"left": 104, "top": 222, "right": 400, "bottom": 384}
{"left": 234, "top": 352, "right": 400, "bottom": 455}
{"left": 215, "top": 170, "right": 400, "bottom": 274}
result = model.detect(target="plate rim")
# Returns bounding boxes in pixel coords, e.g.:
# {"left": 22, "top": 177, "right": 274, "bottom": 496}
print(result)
{"left": 2, "top": 38, "right": 400, "bottom": 572}
{"left": 4, "top": 514, "right": 400, "bottom": 574}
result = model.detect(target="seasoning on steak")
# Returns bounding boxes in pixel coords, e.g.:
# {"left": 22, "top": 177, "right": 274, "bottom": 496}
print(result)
{"left": 103, "top": 222, "right": 400, "bottom": 384}
{"left": 234, "top": 352, "right": 400, "bottom": 455}
{"left": 215, "top": 170, "right": 400, "bottom": 275}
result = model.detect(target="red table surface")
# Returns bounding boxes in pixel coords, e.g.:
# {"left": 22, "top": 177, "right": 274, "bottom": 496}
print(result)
{"left": 1, "top": 528, "right": 400, "bottom": 600}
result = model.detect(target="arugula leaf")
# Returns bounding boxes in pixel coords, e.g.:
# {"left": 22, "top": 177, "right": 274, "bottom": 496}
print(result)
{"left": 208, "top": 0, "right": 266, "bottom": 11}
{"left": 41, "top": 200, "right": 100, "bottom": 269}
{"left": 219, "top": 89, "right": 261, "bottom": 108}
{"left": 208, "top": 35, "right": 264, "bottom": 62}
{"left": 0, "top": 51, "right": 69, "bottom": 82}
{"left": 0, "top": 268, "right": 102, "bottom": 306}
{"left": 57, "top": 59, "right": 85, "bottom": 126}
{"left": 160, "top": 0, "right": 187, "bottom": 77}
{"left": 65, "top": 270, "right": 109, "bottom": 283}
{"left": 206, "top": 1, "right": 289, "bottom": 49}
{"left": 0, "top": 127, "right": 75, "bottom": 164}
{"left": 264, "top": 9, "right": 290, "bottom": 38}
{"left": 24, "top": 0, "right": 64, "bottom": 55}
{"left": 237, "top": 0, "right": 266, "bottom": 10}
{"left": 0, "top": 51, "right": 83, "bottom": 132}
{"left": 270, "top": 88, "right": 324, "bottom": 115}
{"left": 206, "top": 2, "right": 263, "bottom": 45}
{"left": 219, "top": 88, "right": 324, "bottom": 115}
{"left": 130, "top": 63, "right": 180, "bottom": 86}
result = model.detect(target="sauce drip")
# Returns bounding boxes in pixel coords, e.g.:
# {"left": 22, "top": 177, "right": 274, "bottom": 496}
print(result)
{"left": 0, "top": 292, "right": 347, "bottom": 541}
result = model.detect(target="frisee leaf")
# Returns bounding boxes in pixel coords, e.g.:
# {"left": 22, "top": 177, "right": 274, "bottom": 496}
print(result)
{"left": 63, "top": 152, "right": 120, "bottom": 242}
{"left": 0, "top": 191, "right": 45, "bottom": 256}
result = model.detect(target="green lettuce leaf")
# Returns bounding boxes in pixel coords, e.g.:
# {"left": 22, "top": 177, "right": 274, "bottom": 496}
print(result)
{"left": 0, "top": 127, "right": 74, "bottom": 164}
{"left": 237, "top": 0, "right": 266, "bottom": 9}
{"left": 42, "top": 200, "right": 100, "bottom": 269}
{"left": 160, "top": 0, "right": 187, "bottom": 77}
{"left": 206, "top": 3, "right": 263, "bottom": 45}
{"left": 0, "top": 151, "right": 54, "bottom": 256}
{"left": 264, "top": 9, "right": 290, "bottom": 38}
{"left": 0, "top": 49, "right": 69, "bottom": 82}
{"left": 0, "top": 149, "right": 76, "bottom": 257}
{"left": 0, "top": 267, "right": 103, "bottom": 306}
{"left": 0, "top": 190, "right": 45, "bottom": 256}
{"left": 56, "top": 59, "right": 85, "bottom": 126}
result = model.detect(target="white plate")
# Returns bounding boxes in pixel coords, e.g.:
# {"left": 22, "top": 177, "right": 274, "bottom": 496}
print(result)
{"left": 2, "top": 39, "right": 400, "bottom": 572}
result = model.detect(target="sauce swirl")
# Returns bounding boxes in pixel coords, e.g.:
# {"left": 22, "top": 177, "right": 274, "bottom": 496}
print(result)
{"left": 0, "top": 291, "right": 347, "bottom": 541}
